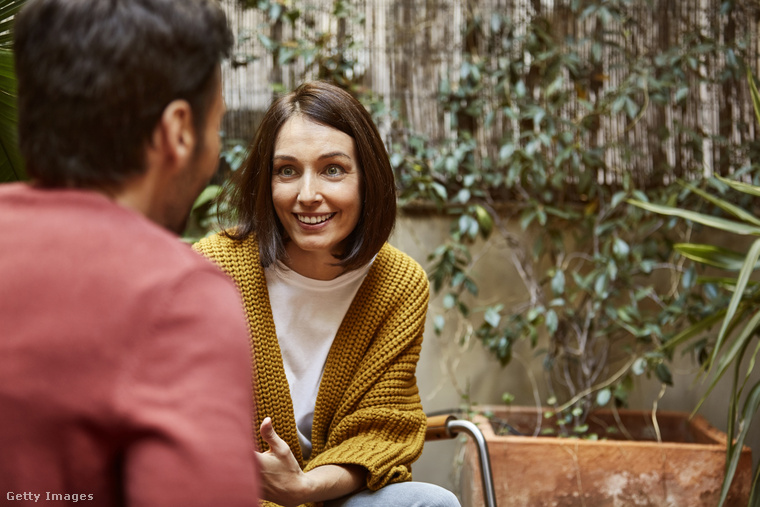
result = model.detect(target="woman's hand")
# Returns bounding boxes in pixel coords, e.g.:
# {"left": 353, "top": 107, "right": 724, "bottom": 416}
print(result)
{"left": 256, "top": 417, "right": 367, "bottom": 506}
{"left": 256, "top": 417, "right": 310, "bottom": 507}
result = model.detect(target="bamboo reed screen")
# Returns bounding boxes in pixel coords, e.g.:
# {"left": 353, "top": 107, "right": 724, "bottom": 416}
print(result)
{"left": 220, "top": 0, "right": 760, "bottom": 187}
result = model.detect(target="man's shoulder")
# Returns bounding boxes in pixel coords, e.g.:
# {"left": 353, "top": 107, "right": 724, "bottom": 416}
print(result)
{"left": 0, "top": 185, "right": 228, "bottom": 292}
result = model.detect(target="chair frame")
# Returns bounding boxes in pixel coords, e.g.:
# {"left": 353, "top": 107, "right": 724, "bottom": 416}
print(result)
{"left": 425, "top": 414, "right": 497, "bottom": 507}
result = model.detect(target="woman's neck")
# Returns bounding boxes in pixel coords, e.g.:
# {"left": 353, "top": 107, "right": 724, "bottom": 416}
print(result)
{"left": 283, "top": 244, "right": 346, "bottom": 280}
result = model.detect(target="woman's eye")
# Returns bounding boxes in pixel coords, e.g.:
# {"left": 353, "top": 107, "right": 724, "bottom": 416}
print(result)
{"left": 325, "top": 166, "right": 343, "bottom": 176}
{"left": 277, "top": 167, "right": 295, "bottom": 177}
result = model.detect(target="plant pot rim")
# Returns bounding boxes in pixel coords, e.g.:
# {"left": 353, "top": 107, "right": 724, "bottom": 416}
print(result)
{"left": 470, "top": 404, "right": 752, "bottom": 454}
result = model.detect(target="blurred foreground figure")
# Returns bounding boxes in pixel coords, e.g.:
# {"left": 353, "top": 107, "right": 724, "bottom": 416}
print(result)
{"left": 0, "top": 0, "right": 260, "bottom": 505}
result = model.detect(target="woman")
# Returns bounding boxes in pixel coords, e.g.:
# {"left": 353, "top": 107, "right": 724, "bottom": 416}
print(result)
{"left": 194, "top": 81, "right": 460, "bottom": 507}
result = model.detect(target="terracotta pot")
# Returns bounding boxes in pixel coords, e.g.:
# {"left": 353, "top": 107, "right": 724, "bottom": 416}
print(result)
{"left": 460, "top": 405, "right": 753, "bottom": 507}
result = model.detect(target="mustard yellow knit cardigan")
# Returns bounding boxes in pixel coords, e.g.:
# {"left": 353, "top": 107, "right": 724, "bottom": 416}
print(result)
{"left": 193, "top": 234, "right": 428, "bottom": 503}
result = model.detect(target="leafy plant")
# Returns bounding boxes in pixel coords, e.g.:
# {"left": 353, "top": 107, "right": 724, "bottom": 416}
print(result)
{"left": 182, "top": 137, "right": 248, "bottom": 242}
{"left": 629, "top": 69, "right": 760, "bottom": 507}
{"left": 396, "top": 1, "right": 760, "bottom": 432}
{"left": 216, "top": 0, "right": 760, "bottom": 418}
{"left": 0, "top": 0, "right": 28, "bottom": 183}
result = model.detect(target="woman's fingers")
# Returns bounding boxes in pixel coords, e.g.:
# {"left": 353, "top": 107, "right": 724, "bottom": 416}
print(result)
{"left": 259, "top": 417, "right": 292, "bottom": 456}
{"left": 255, "top": 417, "right": 309, "bottom": 506}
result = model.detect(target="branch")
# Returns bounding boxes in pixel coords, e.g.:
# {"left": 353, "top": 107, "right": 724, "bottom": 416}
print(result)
{"left": 555, "top": 356, "right": 638, "bottom": 413}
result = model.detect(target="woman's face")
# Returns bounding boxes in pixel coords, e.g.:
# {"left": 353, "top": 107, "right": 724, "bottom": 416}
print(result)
{"left": 271, "top": 115, "right": 361, "bottom": 266}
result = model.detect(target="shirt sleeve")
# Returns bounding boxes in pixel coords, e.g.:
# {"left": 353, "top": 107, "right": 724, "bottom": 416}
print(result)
{"left": 116, "top": 267, "right": 259, "bottom": 506}
{"left": 304, "top": 260, "right": 429, "bottom": 491}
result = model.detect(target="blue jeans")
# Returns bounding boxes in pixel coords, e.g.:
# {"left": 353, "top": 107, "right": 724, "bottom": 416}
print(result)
{"left": 324, "top": 482, "right": 461, "bottom": 507}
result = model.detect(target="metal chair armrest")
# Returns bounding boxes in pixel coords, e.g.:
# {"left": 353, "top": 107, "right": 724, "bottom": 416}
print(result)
{"left": 424, "top": 414, "right": 498, "bottom": 507}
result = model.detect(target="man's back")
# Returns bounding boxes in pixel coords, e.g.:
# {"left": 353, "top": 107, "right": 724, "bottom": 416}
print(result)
{"left": 0, "top": 183, "right": 258, "bottom": 505}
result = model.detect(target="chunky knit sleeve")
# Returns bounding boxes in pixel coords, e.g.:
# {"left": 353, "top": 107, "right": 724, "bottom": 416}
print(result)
{"left": 305, "top": 244, "right": 429, "bottom": 492}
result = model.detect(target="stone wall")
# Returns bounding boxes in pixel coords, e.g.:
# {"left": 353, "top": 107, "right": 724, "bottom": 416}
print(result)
{"left": 389, "top": 211, "right": 760, "bottom": 497}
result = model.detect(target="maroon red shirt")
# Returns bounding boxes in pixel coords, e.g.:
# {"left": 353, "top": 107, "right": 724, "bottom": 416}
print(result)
{"left": 0, "top": 183, "right": 259, "bottom": 506}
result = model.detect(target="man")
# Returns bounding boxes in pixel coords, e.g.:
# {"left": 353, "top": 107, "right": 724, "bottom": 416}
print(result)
{"left": 0, "top": 0, "right": 259, "bottom": 504}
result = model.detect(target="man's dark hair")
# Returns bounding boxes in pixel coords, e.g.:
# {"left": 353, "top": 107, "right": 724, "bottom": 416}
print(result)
{"left": 13, "top": 0, "right": 233, "bottom": 188}
{"left": 224, "top": 81, "right": 397, "bottom": 271}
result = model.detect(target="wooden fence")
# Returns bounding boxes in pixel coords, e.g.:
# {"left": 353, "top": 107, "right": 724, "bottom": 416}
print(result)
{"left": 220, "top": 0, "right": 760, "bottom": 185}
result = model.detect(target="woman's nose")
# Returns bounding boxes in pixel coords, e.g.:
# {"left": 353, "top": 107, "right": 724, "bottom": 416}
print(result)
{"left": 297, "top": 173, "right": 322, "bottom": 205}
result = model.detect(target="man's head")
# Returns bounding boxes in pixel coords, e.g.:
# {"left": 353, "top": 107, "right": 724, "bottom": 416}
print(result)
{"left": 13, "top": 0, "right": 233, "bottom": 194}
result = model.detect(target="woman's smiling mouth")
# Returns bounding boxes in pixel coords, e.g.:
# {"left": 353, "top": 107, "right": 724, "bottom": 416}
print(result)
{"left": 296, "top": 213, "right": 336, "bottom": 225}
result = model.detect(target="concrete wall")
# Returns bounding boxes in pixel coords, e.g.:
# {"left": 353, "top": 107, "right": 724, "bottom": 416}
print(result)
{"left": 388, "top": 210, "right": 760, "bottom": 498}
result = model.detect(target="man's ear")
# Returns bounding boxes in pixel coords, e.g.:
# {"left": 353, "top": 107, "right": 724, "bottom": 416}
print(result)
{"left": 151, "top": 99, "right": 196, "bottom": 170}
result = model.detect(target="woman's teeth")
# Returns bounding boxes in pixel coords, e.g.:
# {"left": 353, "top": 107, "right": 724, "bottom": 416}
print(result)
{"left": 297, "top": 213, "right": 335, "bottom": 224}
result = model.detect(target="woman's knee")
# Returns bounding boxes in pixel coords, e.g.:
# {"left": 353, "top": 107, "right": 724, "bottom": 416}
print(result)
{"left": 325, "top": 482, "right": 460, "bottom": 507}
{"left": 415, "top": 483, "right": 460, "bottom": 507}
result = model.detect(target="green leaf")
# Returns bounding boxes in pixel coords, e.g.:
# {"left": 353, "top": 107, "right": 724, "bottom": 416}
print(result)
{"left": 709, "top": 238, "right": 760, "bottom": 372}
{"left": 0, "top": 0, "right": 25, "bottom": 49}
{"left": 433, "top": 314, "right": 445, "bottom": 334}
{"left": 655, "top": 363, "right": 673, "bottom": 386}
{"left": 715, "top": 174, "right": 760, "bottom": 198}
{"left": 698, "top": 308, "right": 760, "bottom": 409}
{"left": 674, "top": 243, "right": 760, "bottom": 271}
{"left": 613, "top": 237, "right": 630, "bottom": 257}
{"left": 191, "top": 185, "right": 221, "bottom": 211}
{"left": 681, "top": 265, "right": 695, "bottom": 289}
{"left": 662, "top": 310, "right": 726, "bottom": 351}
{"left": 596, "top": 388, "right": 612, "bottom": 407}
{"left": 550, "top": 270, "right": 565, "bottom": 296}
{"left": 632, "top": 357, "right": 646, "bottom": 375}
{"left": 749, "top": 68, "right": 760, "bottom": 126}
{"left": 484, "top": 306, "right": 501, "bottom": 328}
{"left": 629, "top": 199, "right": 760, "bottom": 236}
{"left": 0, "top": 46, "right": 25, "bottom": 182}
{"left": 499, "top": 143, "right": 515, "bottom": 162}
{"left": 445, "top": 156, "right": 457, "bottom": 174}
{"left": 474, "top": 205, "right": 494, "bottom": 238}
{"left": 257, "top": 33, "right": 277, "bottom": 51}
{"left": 718, "top": 381, "right": 760, "bottom": 506}
{"left": 545, "top": 309, "right": 558, "bottom": 334}
{"left": 594, "top": 273, "right": 608, "bottom": 298}
{"left": 684, "top": 182, "right": 760, "bottom": 228}
{"left": 519, "top": 209, "right": 536, "bottom": 231}
{"left": 573, "top": 424, "right": 589, "bottom": 434}
{"left": 515, "top": 80, "right": 526, "bottom": 97}
{"left": 431, "top": 182, "right": 448, "bottom": 201}
{"left": 611, "top": 191, "right": 627, "bottom": 209}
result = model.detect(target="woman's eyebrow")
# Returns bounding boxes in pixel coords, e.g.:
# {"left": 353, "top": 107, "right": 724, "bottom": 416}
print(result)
{"left": 318, "top": 151, "right": 352, "bottom": 160}
{"left": 273, "top": 151, "right": 352, "bottom": 161}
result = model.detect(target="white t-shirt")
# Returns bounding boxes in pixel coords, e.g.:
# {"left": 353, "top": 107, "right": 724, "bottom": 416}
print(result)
{"left": 264, "top": 260, "right": 373, "bottom": 459}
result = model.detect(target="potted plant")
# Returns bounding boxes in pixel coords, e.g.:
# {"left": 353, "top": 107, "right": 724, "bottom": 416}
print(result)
{"left": 622, "top": 68, "right": 760, "bottom": 506}
{"left": 451, "top": 69, "right": 760, "bottom": 507}
{"left": 460, "top": 405, "right": 753, "bottom": 506}
{"left": 403, "top": 4, "right": 760, "bottom": 506}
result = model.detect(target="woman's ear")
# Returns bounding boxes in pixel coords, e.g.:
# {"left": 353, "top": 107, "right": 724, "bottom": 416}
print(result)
{"left": 152, "top": 99, "right": 196, "bottom": 170}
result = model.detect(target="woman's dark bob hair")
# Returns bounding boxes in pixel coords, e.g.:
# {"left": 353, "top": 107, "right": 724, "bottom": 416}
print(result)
{"left": 223, "top": 81, "right": 396, "bottom": 271}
